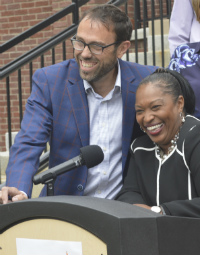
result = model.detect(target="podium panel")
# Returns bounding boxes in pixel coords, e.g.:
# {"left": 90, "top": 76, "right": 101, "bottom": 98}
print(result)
{"left": 0, "top": 219, "right": 107, "bottom": 255}
{"left": 0, "top": 196, "right": 200, "bottom": 255}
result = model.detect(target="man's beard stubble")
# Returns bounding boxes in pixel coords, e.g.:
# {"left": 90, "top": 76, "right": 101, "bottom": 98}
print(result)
{"left": 75, "top": 50, "right": 118, "bottom": 83}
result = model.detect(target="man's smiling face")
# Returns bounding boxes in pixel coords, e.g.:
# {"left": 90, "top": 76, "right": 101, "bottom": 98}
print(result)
{"left": 74, "top": 17, "right": 119, "bottom": 85}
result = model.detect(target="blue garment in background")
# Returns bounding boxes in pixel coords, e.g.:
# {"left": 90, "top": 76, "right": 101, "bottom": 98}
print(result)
{"left": 169, "top": 42, "right": 200, "bottom": 119}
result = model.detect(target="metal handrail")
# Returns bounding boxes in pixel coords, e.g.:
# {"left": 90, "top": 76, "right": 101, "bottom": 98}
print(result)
{"left": 0, "top": 25, "right": 77, "bottom": 80}
{"left": 0, "top": 0, "right": 128, "bottom": 80}
{"left": 0, "top": 0, "right": 88, "bottom": 79}
{"left": 0, "top": 3, "right": 77, "bottom": 54}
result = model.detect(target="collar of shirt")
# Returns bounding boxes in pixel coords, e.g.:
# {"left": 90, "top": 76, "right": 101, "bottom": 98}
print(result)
{"left": 82, "top": 60, "right": 123, "bottom": 199}
{"left": 83, "top": 60, "right": 121, "bottom": 96}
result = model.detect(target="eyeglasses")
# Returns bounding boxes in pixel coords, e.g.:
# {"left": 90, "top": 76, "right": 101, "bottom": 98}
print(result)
{"left": 70, "top": 34, "right": 121, "bottom": 55}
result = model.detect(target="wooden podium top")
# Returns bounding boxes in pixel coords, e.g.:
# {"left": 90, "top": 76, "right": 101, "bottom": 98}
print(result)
{"left": 0, "top": 196, "right": 200, "bottom": 255}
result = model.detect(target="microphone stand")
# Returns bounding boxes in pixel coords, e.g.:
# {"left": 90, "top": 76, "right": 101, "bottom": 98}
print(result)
{"left": 33, "top": 156, "right": 83, "bottom": 196}
{"left": 33, "top": 145, "right": 104, "bottom": 196}
{"left": 45, "top": 178, "right": 55, "bottom": 196}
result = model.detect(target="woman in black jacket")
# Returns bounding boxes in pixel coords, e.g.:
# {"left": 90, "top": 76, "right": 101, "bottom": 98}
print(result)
{"left": 116, "top": 68, "right": 200, "bottom": 217}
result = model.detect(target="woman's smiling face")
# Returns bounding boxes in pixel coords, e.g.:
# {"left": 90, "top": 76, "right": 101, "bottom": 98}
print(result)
{"left": 135, "top": 82, "right": 184, "bottom": 152}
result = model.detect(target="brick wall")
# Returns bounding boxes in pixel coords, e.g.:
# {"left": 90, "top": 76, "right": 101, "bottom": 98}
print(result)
{"left": 0, "top": 0, "right": 173, "bottom": 152}
{"left": 0, "top": 0, "right": 74, "bottom": 151}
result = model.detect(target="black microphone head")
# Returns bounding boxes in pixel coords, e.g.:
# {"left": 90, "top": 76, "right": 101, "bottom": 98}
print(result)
{"left": 80, "top": 145, "right": 104, "bottom": 168}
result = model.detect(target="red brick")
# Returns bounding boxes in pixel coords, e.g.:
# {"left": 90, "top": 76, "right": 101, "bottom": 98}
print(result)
{"left": 0, "top": 5, "right": 7, "bottom": 11}
{"left": 22, "top": 14, "right": 36, "bottom": 21}
{"left": 11, "top": 119, "right": 20, "bottom": 125}
{"left": 0, "top": 113, "right": 8, "bottom": 118}
{"left": 1, "top": 0, "right": 14, "bottom": 4}
{"left": 1, "top": 10, "right": 16, "bottom": 16}
{"left": 9, "top": 16, "right": 22, "bottom": 22}
{"left": 7, "top": 4, "right": 21, "bottom": 10}
{"left": 9, "top": 28, "right": 23, "bottom": 34}
{"left": 14, "top": 9, "right": 28, "bottom": 15}
{"left": 10, "top": 107, "right": 19, "bottom": 113}
{"left": 2, "top": 35, "right": 14, "bottom": 41}
{"left": 12, "top": 0, "right": 29, "bottom": 2}
{"left": 42, "top": 7, "right": 53, "bottom": 13}
{"left": 9, "top": 52, "right": 22, "bottom": 59}
{"left": 21, "top": 2, "right": 35, "bottom": 8}
{"left": 0, "top": 118, "right": 7, "bottom": 124}
{"left": 35, "top": 1, "right": 50, "bottom": 7}
{"left": 28, "top": 20, "right": 38, "bottom": 27}
{"left": 57, "top": 2, "right": 71, "bottom": 9}
{"left": 0, "top": 16, "right": 9, "bottom": 23}
{"left": 37, "top": 13, "right": 51, "bottom": 20}
{"left": 13, "top": 112, "right": 20, "bottom": 117}
{"left": 23, "top": 39, "right": 37, "bottom": 45}
{"left": 28, "top": 7, "right": 42, "bottom": 14}
{"left": 1, "top": 22, "right": 14, "bottom": 29}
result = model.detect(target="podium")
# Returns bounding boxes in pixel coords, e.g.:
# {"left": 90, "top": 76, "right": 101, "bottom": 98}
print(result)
{"left": 0, "top": 196, "right": 200, "bottom": 255}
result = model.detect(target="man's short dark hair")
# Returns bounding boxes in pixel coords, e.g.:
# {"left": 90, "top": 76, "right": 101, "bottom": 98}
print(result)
{"left": 79, "top": 4, "right": 133, "bottom": 42}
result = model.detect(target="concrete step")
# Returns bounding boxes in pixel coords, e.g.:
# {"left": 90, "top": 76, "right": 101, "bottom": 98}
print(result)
{"left": 1, "top": 175, "right": 6, "bottom": 184}
{"left": 0, "top": 151, "right": 9, "bottom": 177}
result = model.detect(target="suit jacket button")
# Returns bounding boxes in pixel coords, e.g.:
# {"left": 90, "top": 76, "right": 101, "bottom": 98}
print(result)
{"left": 77, "top": 184, "right": 83, "bottom": 191}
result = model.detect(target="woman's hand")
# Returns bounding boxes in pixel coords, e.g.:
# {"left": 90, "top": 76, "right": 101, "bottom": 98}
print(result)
{"left": 134, "top": 204, "right": 163, "bottom": 214}
{"left": 134, "top": 204, "right": 151, "bottom": 210}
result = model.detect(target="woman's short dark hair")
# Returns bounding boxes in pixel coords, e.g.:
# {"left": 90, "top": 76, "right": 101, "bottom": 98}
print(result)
{"left": 79, "top": 4, "right": 132, "bottom": 42}
{"left": 138, "top": 68, "right": 195, "bottom": 115}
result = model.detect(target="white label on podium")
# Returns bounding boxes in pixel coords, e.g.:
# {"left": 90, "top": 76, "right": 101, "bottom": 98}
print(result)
{"left": 16, "top": 238, "right": 82, "bottom": 255}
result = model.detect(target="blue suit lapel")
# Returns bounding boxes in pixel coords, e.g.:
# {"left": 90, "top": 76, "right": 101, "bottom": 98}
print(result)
{"left": 120, "top": 59, "right": 138, "bottom": 170}
{"left": 65, "top": 59, "right": 140, "bottom": 170}
{"left": 66, "top": 61, "right": 90, "bottom": 147}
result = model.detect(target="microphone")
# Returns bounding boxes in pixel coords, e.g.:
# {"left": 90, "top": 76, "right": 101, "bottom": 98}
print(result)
{"left": 33, "top": 145, "right": 104, "bottom": 185}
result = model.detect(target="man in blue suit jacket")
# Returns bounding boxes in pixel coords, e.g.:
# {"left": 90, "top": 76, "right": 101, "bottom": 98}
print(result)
{"left": 0, "top": 4, "right": 157, "bottom": 203}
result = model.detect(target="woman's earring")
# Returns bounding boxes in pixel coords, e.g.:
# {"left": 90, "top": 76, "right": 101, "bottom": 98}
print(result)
{"left": 180, "top": 112, "right": 185, "bottom": 123}
{"left": 140, "top": 126, "right": 146, "bottom": 133}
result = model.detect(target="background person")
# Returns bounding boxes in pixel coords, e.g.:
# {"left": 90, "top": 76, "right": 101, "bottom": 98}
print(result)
{"left": 0, "top": 4, "right": 157, "bottom": 204}
{"left": 116, "top": 69, "right": 200, "bottom": 217}
{"left": 168, "top": 42, "right": 200, "bottom": 119}
{"left": 168, "top": 0, "right": 200, "bottom": 56}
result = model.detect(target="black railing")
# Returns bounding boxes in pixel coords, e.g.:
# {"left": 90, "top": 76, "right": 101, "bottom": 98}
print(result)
{"left": 0, "top": 0, "right": 90, "bottom": 149}
{"left": 134, "top": 0, "right": 172, "bottom": 66}
{"left": 0, "top": 0, "right": 88, "bottom": 79}
{"left": 0, "top": 0, "right": 173, "bottom": 152}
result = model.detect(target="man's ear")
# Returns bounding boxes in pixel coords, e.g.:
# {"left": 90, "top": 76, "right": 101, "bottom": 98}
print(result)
{"left": 117, "top": 41, "right": 131, "bottom": 59}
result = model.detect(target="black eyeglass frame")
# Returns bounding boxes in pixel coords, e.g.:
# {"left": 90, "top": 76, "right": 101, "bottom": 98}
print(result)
{"left": 70, "top": 34, "right": 122, "bottom": 55}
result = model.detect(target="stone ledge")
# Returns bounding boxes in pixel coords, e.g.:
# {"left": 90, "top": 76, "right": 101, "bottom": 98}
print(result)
{"left": 0, "top": 175, "right": 6, "bottom": 184}
{"left": 0, "top": 151, "right": 9, "bottom": 176}
{"left": 122, "top": 50, "right": 170, "bottom": 68}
